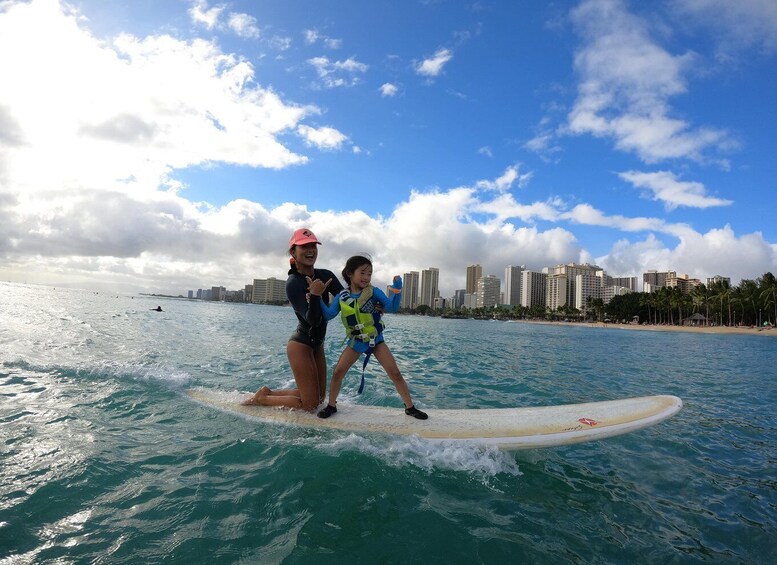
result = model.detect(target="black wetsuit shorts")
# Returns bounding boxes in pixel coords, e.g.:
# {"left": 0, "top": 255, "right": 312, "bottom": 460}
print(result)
{"left": 288, "top": 329, "right": 324, "bottom": 351}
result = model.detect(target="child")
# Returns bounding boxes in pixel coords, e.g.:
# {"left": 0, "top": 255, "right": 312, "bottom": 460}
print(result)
{"left": 317, "top": 254, "right": 428, "bottom": 420}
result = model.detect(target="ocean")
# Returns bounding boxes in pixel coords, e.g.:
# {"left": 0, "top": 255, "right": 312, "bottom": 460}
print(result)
{"left": 1, "top": 282, "right": 776, "bottom": 564}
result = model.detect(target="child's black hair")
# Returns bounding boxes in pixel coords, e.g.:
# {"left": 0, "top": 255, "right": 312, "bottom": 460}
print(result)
{"left": 342, "top": 255, "right": 372, "bottom": 286}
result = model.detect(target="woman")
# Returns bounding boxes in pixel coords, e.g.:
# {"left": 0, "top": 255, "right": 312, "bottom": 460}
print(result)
{"left": 243, "top": 228, "right": 344, "bottom": 410}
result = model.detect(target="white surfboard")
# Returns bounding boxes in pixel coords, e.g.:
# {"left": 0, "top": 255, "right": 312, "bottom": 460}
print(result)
{"left": 186, "top": 389, "right": 682, "bottom": 450}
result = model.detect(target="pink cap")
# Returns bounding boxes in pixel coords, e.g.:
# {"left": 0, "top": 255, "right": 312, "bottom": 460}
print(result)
{"left": 288, "top": 228, "right": 321, "bottom": 247}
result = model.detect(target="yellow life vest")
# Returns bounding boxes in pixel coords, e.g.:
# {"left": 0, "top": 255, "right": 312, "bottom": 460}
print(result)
{"left": 339, "top": 286, "right": 384, "bottom": 346}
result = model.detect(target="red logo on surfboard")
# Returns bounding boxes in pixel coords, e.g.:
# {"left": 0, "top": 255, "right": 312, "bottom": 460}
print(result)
{"left": 578, "top": 418, "right": 598, "bottom": 426}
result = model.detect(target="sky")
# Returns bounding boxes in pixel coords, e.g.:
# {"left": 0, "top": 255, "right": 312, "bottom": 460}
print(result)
{"left": 1, "top": 0, "right": 776, "bottom": 296}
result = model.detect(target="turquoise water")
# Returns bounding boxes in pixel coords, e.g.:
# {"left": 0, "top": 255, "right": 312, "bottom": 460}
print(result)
{"left": 1, "top": 282, "right": 776, "bottom": 564}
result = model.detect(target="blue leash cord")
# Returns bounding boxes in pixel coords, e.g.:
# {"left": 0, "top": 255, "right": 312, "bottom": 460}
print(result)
{"left": 357, "top": 348, "right": 373, "bottom": 394}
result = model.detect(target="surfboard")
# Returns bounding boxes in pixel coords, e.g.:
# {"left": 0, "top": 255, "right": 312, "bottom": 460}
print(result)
{"left": 186, "top": 389, "right": 682, "bottom": 450}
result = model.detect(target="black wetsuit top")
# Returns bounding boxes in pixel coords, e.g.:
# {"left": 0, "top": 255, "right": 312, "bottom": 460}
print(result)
{"left": 286, "top": 268, "right": 344, "bottom": 349}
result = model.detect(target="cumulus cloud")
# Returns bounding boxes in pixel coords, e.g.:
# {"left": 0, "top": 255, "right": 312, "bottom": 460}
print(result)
{"left": 304, "top": 28, "right": 342, "bottom": 49}
{"left": 189, "top": 0, "right": 223, "bottom": 30}
{"left": 227, "top": 12, "right": 260, "bottom": 39}
{"left": 189, "top": 0, "right": 259, "bottom": 38}
{"left": 0, "top": 0, "right": 774, "bottom": 296}
{"left": 618, "top": 170, "right": 733, "bottom": 210}
{"left": 598, "top": 228, "right": 777, "bottom": 285}
{"left": 474, "top": 165, "right": 532, "bottom": 192}
{"left": 379, "top": 83, "right": 399, "bottom": 97}
{"left": 2, "top": 160, "right": 775, "bottom": 293}
{"left": 672, "top": 0, "right": 777, "bottom": 55}
{"left": 415, "top": 48, "right": 453, "bottom": 77}
{"left": 296, "top": 124, "right": 348, "bottom": 150}
{"left": 0, "top": 0, "right": 313, "bottom": 200}
{"left": 307, "top": 56, "right": 368, "bottom": 88}
{"left": 567, "top": 0, "right": 732, "bottom": 164}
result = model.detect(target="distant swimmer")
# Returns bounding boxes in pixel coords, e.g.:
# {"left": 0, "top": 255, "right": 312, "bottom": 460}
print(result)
{"left": 152, "top": 306, "right": 163, "bottom": 312}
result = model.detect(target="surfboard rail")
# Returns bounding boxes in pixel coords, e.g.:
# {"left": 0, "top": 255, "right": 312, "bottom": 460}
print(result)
{"left": 185, "top": 389, "right": 682, "bottom": 450}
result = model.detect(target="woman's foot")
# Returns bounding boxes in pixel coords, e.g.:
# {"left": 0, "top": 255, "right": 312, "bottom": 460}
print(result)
{"left": 405, "top": 405, "right": 428, "bottom": 420}
{"left": 241, "top": 386, "right": 271, "bottom": 405}
{"left": 317, "top": 404, "right": 337, "bottom": 419}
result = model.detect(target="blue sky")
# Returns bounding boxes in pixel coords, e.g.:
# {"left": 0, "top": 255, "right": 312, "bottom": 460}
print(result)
{"left": 0, "top": 0, "right": 775, "bottom": 295}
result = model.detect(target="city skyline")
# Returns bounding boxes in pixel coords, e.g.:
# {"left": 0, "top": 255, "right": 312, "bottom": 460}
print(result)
{"left": 1, "top": 1, "right": 775, "bottom": 296}
{"left": 198, "top": 260, "right": 741, "bottom": 310}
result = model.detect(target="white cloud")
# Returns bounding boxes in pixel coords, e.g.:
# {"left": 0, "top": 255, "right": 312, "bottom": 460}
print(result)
{"left": 0, "top": 1, "right": 773, "bottom": 296}
{"left": 307, "top": 56, "right": 368, "bottom": 88}
{"left": 2, "top": 160, "right": 775, "bottom": 293}
{"left": 296, "top": 125, "right": 348, "bottom": 150}
{"left": 379, "top": 83, "right": 399, "bottom": 97}
{"left": 415, "top": 48, "right": 453, "bottom": 77}
{"left": 672, "top": 0, "right": 777, "bottom": 54}
{"left": 598, "top": 227, "right": 777, "bottom": 285}
{"left": 478, "top": 146, "right": 493, "bottom": 158}
{"left": 227, "top": 12, "right": 260, "bottom": 39}
{"left": 304, "top": 28, "right": 342, "bottom": 49}
{"left": 567, "top": 0, "right": 732, "bottom": 164}
{"left": 0, "top": 0, "right": 312, "bottom": 201}
{"left": 618, "top": 170, "right": 733, "bottom": 210}
{"left": 189, "top": 1, "right": 260, "bottom": 39}
{"left": 474, "top": 165, "right": 532, "bottom": 192}
{"left": 189, "top": 0, "right": 223, "bottom": 30}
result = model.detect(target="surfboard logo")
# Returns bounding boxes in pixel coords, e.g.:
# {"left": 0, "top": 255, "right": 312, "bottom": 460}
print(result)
{"left": 578, "top": 418, "right": 598, "bottom": 426}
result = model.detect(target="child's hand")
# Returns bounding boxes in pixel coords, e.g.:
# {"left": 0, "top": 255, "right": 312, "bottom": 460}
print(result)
{"left": 388, "top": 275, "right": 402, "bottom": 293}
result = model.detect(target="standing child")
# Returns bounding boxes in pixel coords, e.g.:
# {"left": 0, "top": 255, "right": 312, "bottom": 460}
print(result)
{"left": 317, "top": 254, "right": 428, "bottom": 420}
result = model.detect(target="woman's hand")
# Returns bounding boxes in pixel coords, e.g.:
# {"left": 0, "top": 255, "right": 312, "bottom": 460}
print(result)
{"left": 306, "top": 276, "right": 332, "bottom": 297}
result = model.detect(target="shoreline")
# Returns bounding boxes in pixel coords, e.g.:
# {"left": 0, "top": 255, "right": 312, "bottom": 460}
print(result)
{"left": 507, "top": 319, "right": 777, "bottom": 337}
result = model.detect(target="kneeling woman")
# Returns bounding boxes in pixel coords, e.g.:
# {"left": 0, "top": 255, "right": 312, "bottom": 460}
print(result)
{"left": 317, "top": 254, "right": 427, "bottom": 420}
{"left": 243, "top": 228, "right": 343, "bottom": 411}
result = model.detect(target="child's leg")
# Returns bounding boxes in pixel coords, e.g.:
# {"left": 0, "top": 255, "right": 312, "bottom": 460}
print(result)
{"left": 327, "top": 347, "right": 361, "bottom": 407}
{"left": 372, "top": 343, "right": 414, "bottom": 408}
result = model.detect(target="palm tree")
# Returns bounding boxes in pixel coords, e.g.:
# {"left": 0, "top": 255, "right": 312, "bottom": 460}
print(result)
{"left": 759, "top": 272, "right": 777, "bottom": 325}
{"left": 739, "top": 279, "right": 759, "bottom": 326}
{"left": 639, "top": 292, "right": 652, "bottom": 325}
{"left": 691, "top": 284, "right": 710, "bottom": 325}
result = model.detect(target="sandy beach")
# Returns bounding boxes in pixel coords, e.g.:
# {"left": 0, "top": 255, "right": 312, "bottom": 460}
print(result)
{"left": 511, "top": 319, "right": 777, "bottom": 337}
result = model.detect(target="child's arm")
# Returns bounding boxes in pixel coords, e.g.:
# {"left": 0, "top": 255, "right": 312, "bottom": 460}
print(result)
{"left": 320, "top": 292, "right": 344, "bottom": 321}
{"left": 374, "top": 276, "right": 402, "bottom": 313}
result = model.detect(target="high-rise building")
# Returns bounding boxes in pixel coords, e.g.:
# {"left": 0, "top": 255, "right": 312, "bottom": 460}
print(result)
{"left": 466, "top": 264, "right": 482, "bottom": 295}
{"left": 453, "top": 289, "right": 466, "bottom": 308}
{"left": 603, "top": 285, "right": 632, "bottom": 304}
{"left": 476, "top": 275, "right": 501, "bottom": 309}
{"left": 575, "top": 272, "right": 604, "bottom": 311}
{"left": 547, "top": 263, "right": 601, "bottom": 310}
{"left": 706, "top": 275, "right": 730, "bottom": 287}
{"left": 643, "top": 270, "right": 676, "bottom": 293}
{"left": 401, "top": 271, "right": 419, "bottom": 309}
{"left": 546, "top": 274, "right": 568, "bottom": 311}
{"left": 521, "top": 271, "right": 547, "bottom": 308}
{"left": 667, "top": 273, "right": 701, "bottom": 294}
{"left": 252, "top": 278, "right": 286, "bottom": 304}
{"left": 420, "top": 268, "right": 439, "bottom": 307}
{"left": 504, "top": 265, "right": 525, "bottom": 306}
{"left": 610, "top": 276, "right": 638, "bottom": 292}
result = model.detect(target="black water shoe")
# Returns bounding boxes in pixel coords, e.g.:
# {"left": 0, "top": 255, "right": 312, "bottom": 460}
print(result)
{"left": 405, "top": 405, "right": 428, "bottom": 420}
{"left": 317, "top": 404, "right": 337, "bottom": 419}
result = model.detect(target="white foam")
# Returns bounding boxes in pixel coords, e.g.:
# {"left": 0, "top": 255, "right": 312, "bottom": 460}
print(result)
{"left": 315, "top": 433, "right": 522, "bottom": 479}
